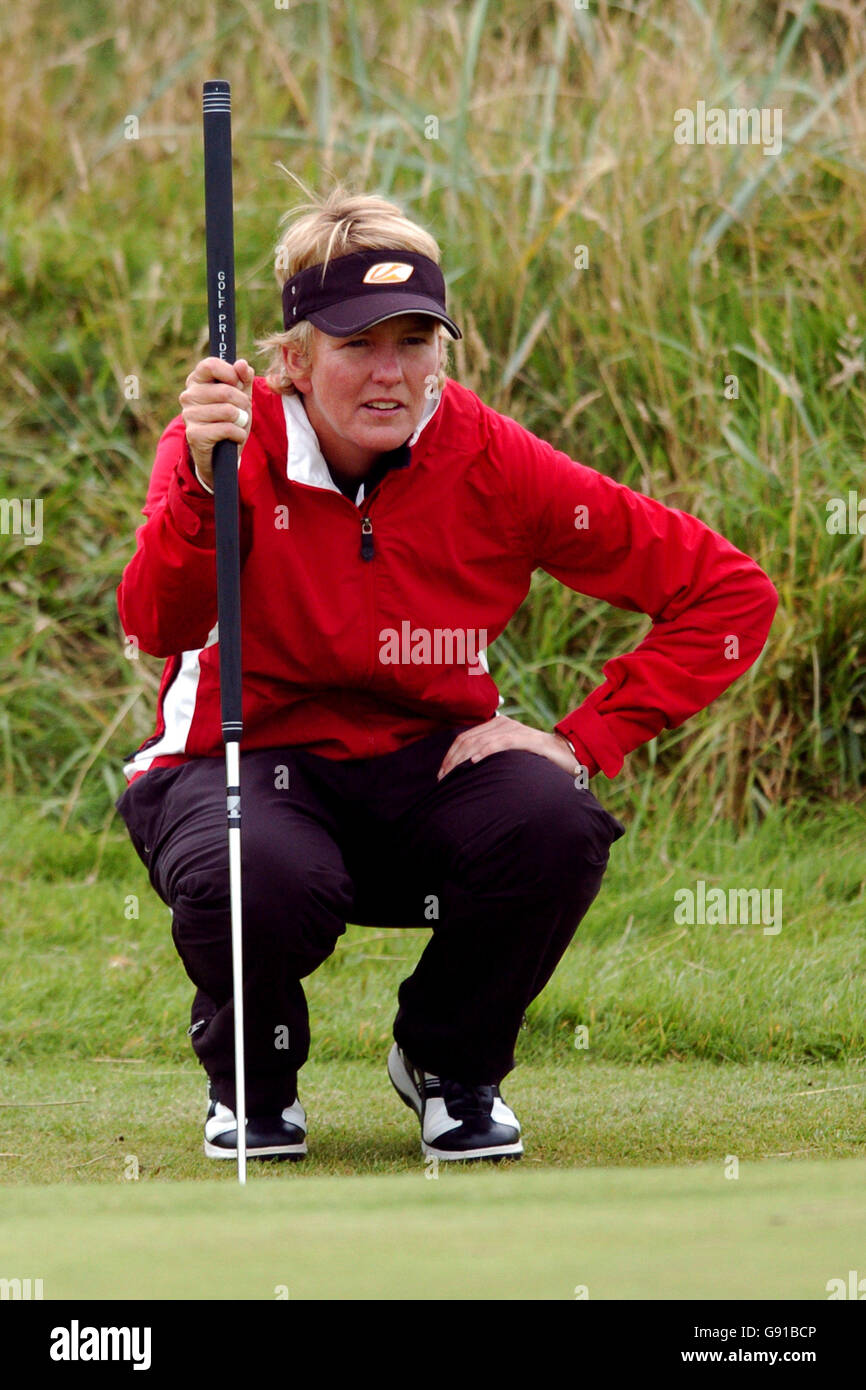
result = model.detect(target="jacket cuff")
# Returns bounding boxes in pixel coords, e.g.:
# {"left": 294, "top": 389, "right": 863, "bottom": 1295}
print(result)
{"left": 166, "top": 442, "right": 217, "bottom": 544}
{"left": 181, "top": 440, "right": 215, "bottom": 496}
{"left": 554, "top": 704, "right": 625, "bottom": 780}
{"left": 193, "top": 461, "right": 215, "bottom": 495}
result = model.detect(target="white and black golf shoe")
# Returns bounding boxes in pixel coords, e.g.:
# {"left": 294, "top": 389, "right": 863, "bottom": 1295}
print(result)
{"left": 388, "top": 1043, "right": 523, "bottom": 1162}
{"left": 204, "top": 1086, "right": 307, "bottom": 1161}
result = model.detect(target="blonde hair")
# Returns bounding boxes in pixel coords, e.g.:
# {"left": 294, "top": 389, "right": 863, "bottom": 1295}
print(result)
{"left": 257, "top": 174, "right": 452, "bottom": 395}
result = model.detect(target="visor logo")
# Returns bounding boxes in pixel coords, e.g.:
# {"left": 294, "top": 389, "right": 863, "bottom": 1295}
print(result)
{"left": 363, "top": 262, "right": 415, "bottom": 284}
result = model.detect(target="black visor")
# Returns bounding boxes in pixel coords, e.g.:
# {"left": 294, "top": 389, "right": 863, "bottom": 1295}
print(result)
{"left": 282, "top": 249, "right": 462, "bottom": 339}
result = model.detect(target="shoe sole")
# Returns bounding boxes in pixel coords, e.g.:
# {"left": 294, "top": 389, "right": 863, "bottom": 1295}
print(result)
{"left": 422, "top": 1141, "right": 523, "bottom": 1162}
{"left": 204, "top": 1140, "right": 307, "bottom": 1160}
{"left": 388, "top": 1046, "right": 523, "bottom": 1162}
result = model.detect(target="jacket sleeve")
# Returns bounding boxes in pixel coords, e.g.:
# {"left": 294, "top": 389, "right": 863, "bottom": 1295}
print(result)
{"left": 117, "top": 414, "right": 225, "bottom": 657}
{"left": 488, "top": 411, "right": 780, "bottom": 779}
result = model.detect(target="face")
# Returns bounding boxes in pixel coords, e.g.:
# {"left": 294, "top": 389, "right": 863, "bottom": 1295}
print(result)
{"left": 283, "top": 314, "right": 443, "bottom": 478}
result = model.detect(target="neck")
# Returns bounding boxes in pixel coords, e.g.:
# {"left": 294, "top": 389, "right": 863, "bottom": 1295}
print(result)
{"left": 328, "top": 464, "right": 365, "bottom": 499}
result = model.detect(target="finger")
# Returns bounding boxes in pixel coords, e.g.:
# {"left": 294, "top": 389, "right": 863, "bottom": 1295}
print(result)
{"left": 181, "top": 376, "right": 250, "bottom": 400}
{"left": 182, "top": 402, "right": 250, "bottom": 424}
{"left": 438, "top": 730, "right": 530, "bottom": 779}
{"left": 437, "top": 746, "right": 491, "bottom": 781}
{"left": 184, "top": 359, "right": 249, "bottom": 395}
{"left": 436, "top": 731, "right": 471, "bottom": 778}
{"left": 199, "top": 356, "right": 248, "bottom": 382}
{"left": 437, "top": 738, "right": 484, "bottom": 780}
{"left": 436, "top": 717, "right": 506, "bottom": 780}
{"left": 180, "top": 383, "right": 252, "bottom": 412}
{"left": 183, "top": 416, "right": 250, "bottom": 444}
{"left": 187, "top": 421, "right": 248, "bottom": 448}
{"left": 437, "top": 751, "right": 461, "bottom": 780}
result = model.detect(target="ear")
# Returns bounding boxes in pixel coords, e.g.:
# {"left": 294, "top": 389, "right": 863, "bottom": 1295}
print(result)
{"left": 435, "top": 329, "right": 447, "bottom": 385}
{"left": 283, "top": 342, "right": 313, "bottom": 395}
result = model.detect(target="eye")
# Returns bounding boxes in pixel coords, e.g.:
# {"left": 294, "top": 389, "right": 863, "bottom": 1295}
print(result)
{"left": 344, "top": 332, "right": 433, "bottom": 347}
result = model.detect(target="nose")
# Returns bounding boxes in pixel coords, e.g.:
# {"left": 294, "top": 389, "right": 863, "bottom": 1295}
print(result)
{"left": 369, "top": 343, "right": 403, "bottom": 383}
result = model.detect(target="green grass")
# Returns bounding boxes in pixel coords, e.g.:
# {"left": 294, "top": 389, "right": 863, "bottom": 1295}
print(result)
{"left": 3, "top": 1158, "right": 865, "bottom": 1299}
{"left": 0, "top": 4, "right": 864, "bottom": 1306}
{"left": 0, "top": 795, "right": 864, "bottom": 1187}
{"left": 1, "top": 1058, "right": 864, "bottom": 1186}
{"left": 0, "top": 0, "right": 865, "bottom": 827}
{"left": 1, "top": 796, "right": 863, "bottom": 1074}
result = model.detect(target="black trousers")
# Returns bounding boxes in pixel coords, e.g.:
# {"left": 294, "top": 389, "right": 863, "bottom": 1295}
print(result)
{"left": 116, "top": 724, "right": 626, "bottom": 1113}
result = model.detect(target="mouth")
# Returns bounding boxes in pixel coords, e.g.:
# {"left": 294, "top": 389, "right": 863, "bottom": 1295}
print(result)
{"left": 362, "top": 401, "right": 405, "bottom": 415}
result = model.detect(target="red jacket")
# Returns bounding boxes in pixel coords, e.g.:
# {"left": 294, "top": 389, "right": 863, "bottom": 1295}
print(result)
{"left": 118, "top": 375, "right": 778, "bottom": 783}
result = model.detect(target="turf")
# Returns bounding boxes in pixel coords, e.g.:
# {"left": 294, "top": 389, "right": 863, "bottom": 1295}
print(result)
{"left": 1, "top": 2, "right": 865, "bottom": 1310}
{"left": 2, "top": 1158, "right": 865, "bottom": 1300}
{"left": 2, "top": 798, "right": 864, "bottom": 1074}
{"left": 1, "top": 1058, "right": 864, "bottom": 1185}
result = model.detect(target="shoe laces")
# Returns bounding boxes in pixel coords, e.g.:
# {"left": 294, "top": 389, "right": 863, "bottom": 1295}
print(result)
{"left": 441, "top": 1078, "right": 495, "bottom": 1120}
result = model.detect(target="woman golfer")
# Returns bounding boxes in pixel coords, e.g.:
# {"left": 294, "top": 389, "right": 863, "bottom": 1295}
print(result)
{"left": 116, "top": 186, "right": 778, "bottom": 1163}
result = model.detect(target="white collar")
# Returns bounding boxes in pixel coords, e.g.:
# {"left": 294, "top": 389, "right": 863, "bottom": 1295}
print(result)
{"left": 282, "top": 387, "right": 443, "bottom": 505}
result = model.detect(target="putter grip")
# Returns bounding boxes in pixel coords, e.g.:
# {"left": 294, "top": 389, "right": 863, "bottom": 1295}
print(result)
{"left": 203, "top": 80, "right": 242, "bottom": 739}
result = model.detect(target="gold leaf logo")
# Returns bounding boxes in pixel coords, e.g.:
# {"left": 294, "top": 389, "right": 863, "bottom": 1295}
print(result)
{"left": 363, "top": 262, "right": 415, "bottom": 284}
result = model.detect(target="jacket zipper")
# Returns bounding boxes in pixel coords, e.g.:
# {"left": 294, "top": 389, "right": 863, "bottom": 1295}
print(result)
{"left": 360, "top": 514, "right": 374, "bottom": 561}
{"left": 359, "top": 509, "right": 377, "bottom": 751}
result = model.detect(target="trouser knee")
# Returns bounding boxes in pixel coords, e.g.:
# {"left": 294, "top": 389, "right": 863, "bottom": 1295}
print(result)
{"left": 460, "top": 785, "right": 624, "bottom": 902}
{"left": 170, "top": 841, "right": 351, "bottom": 982}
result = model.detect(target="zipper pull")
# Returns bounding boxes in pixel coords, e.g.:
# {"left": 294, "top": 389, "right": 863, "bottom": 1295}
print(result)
{"left": 360, "top": 514, "right": 374, "bottom": 561}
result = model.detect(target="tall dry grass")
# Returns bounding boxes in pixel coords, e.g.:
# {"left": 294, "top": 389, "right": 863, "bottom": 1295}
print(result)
{"left": 0, "top": 0, "right": 864, "bottom": 832}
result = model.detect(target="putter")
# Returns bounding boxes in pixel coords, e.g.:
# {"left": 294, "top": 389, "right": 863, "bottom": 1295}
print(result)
{"left": 202, "top": 79, "right": 247, "bottom": 1184}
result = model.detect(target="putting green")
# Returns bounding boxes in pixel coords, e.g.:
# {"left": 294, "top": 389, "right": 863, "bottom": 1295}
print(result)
{"left": 2, "top": 1158, "right": 864, "bottom": 1300}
